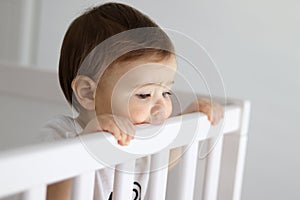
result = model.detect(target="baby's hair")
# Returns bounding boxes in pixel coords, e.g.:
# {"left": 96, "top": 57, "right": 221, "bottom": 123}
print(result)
{"left": 58, "top": 2, "right": 174, "bottom": 111}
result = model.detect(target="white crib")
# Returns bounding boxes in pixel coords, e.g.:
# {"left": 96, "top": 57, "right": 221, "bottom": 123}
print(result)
{"left": 0, "top": 63, "right": 250, "bottom": 200}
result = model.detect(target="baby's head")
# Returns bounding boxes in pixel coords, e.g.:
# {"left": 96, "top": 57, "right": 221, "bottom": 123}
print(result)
{"left": 59, "top": 2, "right": 176, "bottom": 125}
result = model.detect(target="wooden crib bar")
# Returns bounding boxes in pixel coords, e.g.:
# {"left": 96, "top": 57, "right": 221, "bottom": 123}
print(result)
{"left": 0, "top": 104, "right": 246, "bottom": 199}
{"left": 20, "top": 185, "right": 47, "bottom": 200}
{"left": 72, "top": 171, "right": 95, "bottom": 200}
{"left": 176, "top": 142, "right": 199, "bottom": 200}
{"left": 112, "top": 161, "right": 136, "bottom": 200}
{"left": 147, "top": 150, "right": 170, "bottom": 199}
{"left": 202, "top": 136, "right": 224, "bottom": 200}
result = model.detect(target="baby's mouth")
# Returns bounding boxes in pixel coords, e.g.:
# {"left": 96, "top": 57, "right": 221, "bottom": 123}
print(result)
{"left": 149, "top": 112, "right": 166, "bottom": 125}
{"left": 148, "top": 104, "right": 167, "bottom": 125}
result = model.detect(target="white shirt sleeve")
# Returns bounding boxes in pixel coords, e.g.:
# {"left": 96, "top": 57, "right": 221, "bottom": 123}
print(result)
{"left": 39, "top": 115, "right": 81, "bottom": 142}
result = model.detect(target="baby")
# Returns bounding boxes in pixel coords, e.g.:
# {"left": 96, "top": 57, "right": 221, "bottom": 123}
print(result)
{"left": 43, "top": 2, "right": 224, "bottom": 200}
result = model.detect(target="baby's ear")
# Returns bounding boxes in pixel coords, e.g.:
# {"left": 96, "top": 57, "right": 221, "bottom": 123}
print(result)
{"left": 71, "top": 75, "right": 97, "bottom": 111}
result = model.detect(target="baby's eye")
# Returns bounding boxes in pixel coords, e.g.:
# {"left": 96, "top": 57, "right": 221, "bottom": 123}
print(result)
{"left": 162, "top": 91, "right": 172, "bottom": 97}
{"left": 136, "top": 94, "right": 151, "bottom": 99}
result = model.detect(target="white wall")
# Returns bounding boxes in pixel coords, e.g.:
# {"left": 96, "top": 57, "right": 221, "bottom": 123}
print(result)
{"left": 0, "top": 0, "right": 23, "bottom": 63}
{"left": 0, "top": 64, "right": 72, "bottom": 151}
{"left": 0, "top": 0, "right": 299, "bottom": 199}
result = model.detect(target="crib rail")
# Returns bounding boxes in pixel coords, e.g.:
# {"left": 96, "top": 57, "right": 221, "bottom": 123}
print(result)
{"left": 0, "top": 102, "right": 249, "bottom": 200}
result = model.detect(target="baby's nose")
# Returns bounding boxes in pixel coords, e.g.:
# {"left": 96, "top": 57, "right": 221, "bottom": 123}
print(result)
{"left": 149, "top": 104, "right": 166, "bottom": 125}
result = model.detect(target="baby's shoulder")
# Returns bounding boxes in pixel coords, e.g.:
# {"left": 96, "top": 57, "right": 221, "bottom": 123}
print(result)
{"left": 39, "top": 115, "right": 81, "bottom": 141}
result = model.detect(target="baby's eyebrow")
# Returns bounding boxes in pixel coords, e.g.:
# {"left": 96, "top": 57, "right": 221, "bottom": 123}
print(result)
{"left": 157, "top": 81, "right": 175, "bottom": 86}
{"left": 163, "top": 81, "right": 175, "bottom": 88}
{"left": 165, "top": 81, "right": 175, "bottom": 85}
{"left": 136, "top": 81, "right": 174, "bottom": 88}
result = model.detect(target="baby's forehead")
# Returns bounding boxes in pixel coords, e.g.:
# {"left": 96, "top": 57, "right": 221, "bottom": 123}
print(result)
{"left": 113, "top": 58, "right": 176, "bottom": 74}
{"left": 113, "top": 53, "right": 175, "bottom": 67}
{"left": 117, "top": 62, "right": 176, "bottom": 80}
{"left": 98, "top": 55, "right": 177, "bottom": 87}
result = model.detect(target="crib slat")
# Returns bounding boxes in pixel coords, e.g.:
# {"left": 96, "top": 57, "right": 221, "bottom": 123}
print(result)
{"left": 20, "top": 185, "right": 46, "bottom": 200}
{"left": 71, "top": 171, "right": 95, "bottom": 200}
{"left": 147, "top": 150, "right": 170, "bottom": 200}
{"left": 176, "top": 142, "right": 199, "bottom": 200}
{"left": 113, "top": 161, "right": 136, "bottom": 200}
{"left": 202, "top": 136, "right": 224, "bottom": 200}
{"left": 218, "top": 101, "right": 251, "bottom": 200}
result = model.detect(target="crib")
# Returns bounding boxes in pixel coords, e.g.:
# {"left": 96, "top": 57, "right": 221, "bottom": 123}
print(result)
{"left": 0, "top": 63, "right": 250, "bottom": 200}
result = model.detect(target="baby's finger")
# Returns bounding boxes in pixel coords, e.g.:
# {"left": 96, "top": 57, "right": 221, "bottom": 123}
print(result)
{"left": 124, "top": 119, "right": 135, "bottom": 139}
{"left": 118, "top": 132, "right": 127, "bottom": 146}
{"left": 211, "top": 115, "right": 218, "bottom": 125}
{"left": 117, "top": 133, "right": 131, "bottom": 146}
{"left": 115, "top": 117, "right": 135, "bottom": 138}
{"left": 200, "top": 105, "right": 213, "bottom": 122}
{"left": 119, "top": 132, "right": 127, "bottom": 146}
{"left": 125, "top": 134, "right": 133, "bottom": 145}
{"left": 212, "top": 107, "right": 224, "bottom": 125}
{"left": 102, "top": 120, "right": 122, "bottom": 140}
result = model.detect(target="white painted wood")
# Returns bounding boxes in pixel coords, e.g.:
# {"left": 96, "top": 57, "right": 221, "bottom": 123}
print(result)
{"left": 202, "top": 136, "right": 224, "bottom": 200}
{"left": 217, "top": 101, "right": 251, "bottom": 200}
{"left": 112, "top": 161, "right": 136, "bottom": 200}
{"left": 20, "top": 185, "right": 46, "bottom": 200}
{"left": 231, "top": 136, "right": 248, "bottom": 200}
{"left": 175, "top": 142, "right": 199, "bottom": 200}
{"left": 71, "top": 171, "right": 95, "bottom": 200}
{"left": 147, "top": 150, "right": 170, "bottom": 200}
{"left": 232, "top": 101, "right": 250, "bottom": 200}
{"left": 203, "top": 100, "right": 249, "bottom": 200}
{"left": 0, "top": 100, "right": 244, "bottom": 198}
{"left": 0, "top": 138, "right": 103, "bottom": 198}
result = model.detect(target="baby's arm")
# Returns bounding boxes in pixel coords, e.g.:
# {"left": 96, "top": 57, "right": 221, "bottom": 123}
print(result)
{"left": 182, "top": 98, "right": 224, "bottom": 125}
{"left": 81, "top": 114, "right": 135, "bottom": 146}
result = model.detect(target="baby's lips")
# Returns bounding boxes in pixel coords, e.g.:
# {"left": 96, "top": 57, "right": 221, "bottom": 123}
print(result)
{"left": 149, "top": 104, "right": 167, "bottom": 125}
{"left": 149, "top": 111, "right": 166, "bottom": 125}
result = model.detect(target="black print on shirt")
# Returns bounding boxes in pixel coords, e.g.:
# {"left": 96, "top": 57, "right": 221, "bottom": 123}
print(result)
{"left": 108, "top": 181, "right": 141, "bottom": 200}
{"left": 133, "top": 181, "right": 141, "bottom": 200}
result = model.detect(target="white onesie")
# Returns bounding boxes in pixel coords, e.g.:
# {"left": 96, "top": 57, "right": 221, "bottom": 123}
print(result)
{"left": 40, "top": 115, "right": 150, "bottom": 200}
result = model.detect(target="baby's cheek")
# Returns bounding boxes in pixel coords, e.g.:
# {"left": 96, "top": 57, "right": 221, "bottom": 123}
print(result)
{"left": 129, "top": 100, "right": 173, "bottom": 124}
{"left": 129, "top": 106, "right": 150, "bottom": 124}
{"left": 165, "top": 104, "right": 172, "bottom": 118}
{"left": 164, "top": 99, "right": 173, "bottom": 118}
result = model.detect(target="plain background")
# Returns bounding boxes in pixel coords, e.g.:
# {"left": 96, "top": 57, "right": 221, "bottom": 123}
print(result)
{"left": 0, "top": 0, "right": 299, "bottom": 199}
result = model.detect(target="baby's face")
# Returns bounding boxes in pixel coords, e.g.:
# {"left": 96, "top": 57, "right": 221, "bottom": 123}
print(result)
{"left": 95, "top": 55, "right": 177, "bottom": 125}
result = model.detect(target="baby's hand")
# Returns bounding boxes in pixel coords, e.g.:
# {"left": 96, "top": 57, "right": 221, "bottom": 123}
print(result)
{"left": 81, "top": 114, "right": 135, "bottom": 146}
{"left": 183, "top": 98, "right": 224, "bottom": 125}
